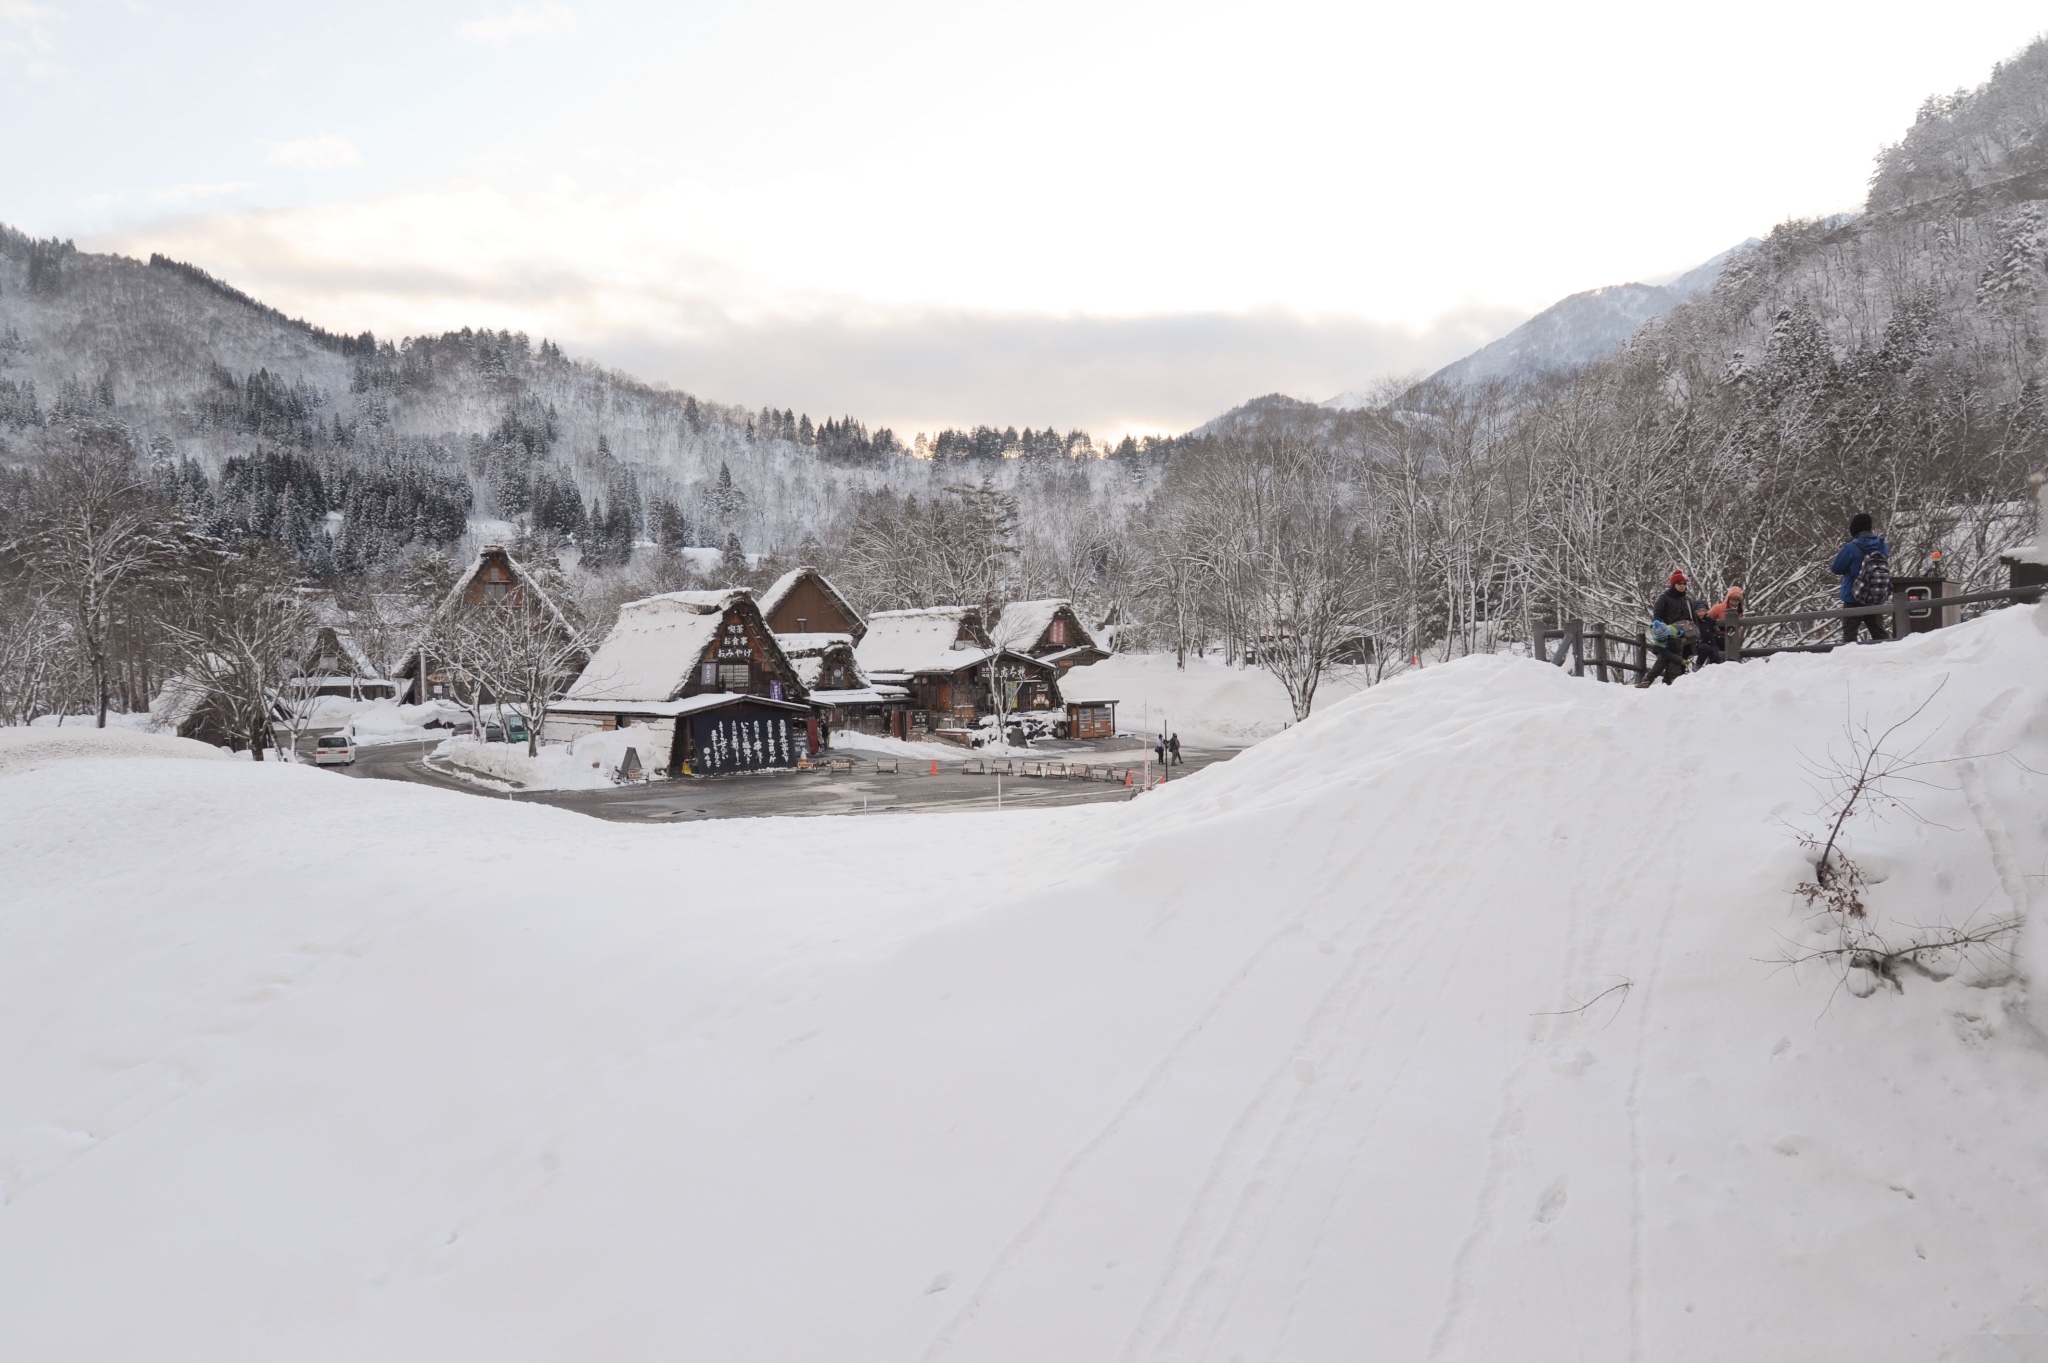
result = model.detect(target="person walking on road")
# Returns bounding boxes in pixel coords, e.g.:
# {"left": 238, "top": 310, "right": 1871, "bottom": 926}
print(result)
{"left": 1154, "top": 733, "right": 1167, "bottom": 778}
{"left": 1830, "top": 513, "right": 1892, "bottom": 643}
{"left": 1168, "top": 733, "right": 1183, "bottom": 765}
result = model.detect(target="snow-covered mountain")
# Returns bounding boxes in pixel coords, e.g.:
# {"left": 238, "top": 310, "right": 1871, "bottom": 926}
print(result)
{"left": 1325, "top": 240, "right": 1758, "bottom": 407}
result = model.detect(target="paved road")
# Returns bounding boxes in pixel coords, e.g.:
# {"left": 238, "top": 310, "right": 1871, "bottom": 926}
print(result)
{"left": 332, "top": 739, "right": 1235, "bottom": 823}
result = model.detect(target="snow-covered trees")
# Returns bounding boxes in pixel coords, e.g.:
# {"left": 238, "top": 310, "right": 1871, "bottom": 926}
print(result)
{"left": 166, "top": 544, "right": 315, "bottom": 759}
{"left": 13, "top": 433, "right": 183, "bottom": 726}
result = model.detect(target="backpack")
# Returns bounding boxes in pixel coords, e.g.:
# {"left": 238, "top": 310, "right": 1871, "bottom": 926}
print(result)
{"left": 1851, "top": 547, "right": 1892, "bottom": 605}
{"left": 1649, "top": 619, "right": 1698, "bottom": 649}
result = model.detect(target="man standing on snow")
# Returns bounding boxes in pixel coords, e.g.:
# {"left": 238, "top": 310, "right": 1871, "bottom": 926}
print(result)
{"left": 1168, "top": 733, "right": 1183, "bottom": 765}
{"left": 1830, "top": 513, "right": 1892, "bottom": 644}
{"left": 1638, "top": 570, "right": 1699, "bottom": 687}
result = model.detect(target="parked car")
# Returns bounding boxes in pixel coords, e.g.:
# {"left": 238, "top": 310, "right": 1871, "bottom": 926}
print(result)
{"left": 312, "top": 732, "right": 356, "bottom": 766}
{"left": 483, "top": 722, "right": 506, "bottom": 743}
{"left": 503, "top": 715, "right": 530, "bottom": 745}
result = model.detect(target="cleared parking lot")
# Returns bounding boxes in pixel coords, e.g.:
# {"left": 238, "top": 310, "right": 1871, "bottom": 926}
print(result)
{"left": 338, "top": 739, "right": 1234, "bottom": 823}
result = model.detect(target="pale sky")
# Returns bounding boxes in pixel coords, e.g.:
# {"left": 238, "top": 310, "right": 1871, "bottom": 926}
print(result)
{"left": 4, "top": 1, "right": 2044, "bottom": 436}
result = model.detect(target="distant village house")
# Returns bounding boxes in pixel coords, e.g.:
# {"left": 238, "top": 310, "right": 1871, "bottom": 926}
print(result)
{"left": 396, "top": 545, "right": 586, "bottom": 705}
{"left": 549, "top": 588, "right": 813, "bottom": 775}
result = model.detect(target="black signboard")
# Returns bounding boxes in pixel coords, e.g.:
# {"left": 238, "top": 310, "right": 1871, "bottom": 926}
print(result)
{"left": 690, "top": 712, "right": 802, "bottom": 773}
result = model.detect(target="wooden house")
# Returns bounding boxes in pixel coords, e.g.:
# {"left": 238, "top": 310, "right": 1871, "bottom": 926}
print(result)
{"left": 548, "top": 588, "right": 813, "bottom": 775}
{"left": 294, "top": 625, "right": 399, "bottom": 700}
{"left": 757, "top": 566, "right": 867, "bottom": 641}
{"left": 991, "top": 598, "right": 1109, "bottom": 669}
{"left": 395, "top": 544, "right": 586, "bottom": 704}
{"left": 773, "top": 632, "right": 909, "bottom": 738}
{"left": 855, "top": 606, "right": 1064, "bottom": 736}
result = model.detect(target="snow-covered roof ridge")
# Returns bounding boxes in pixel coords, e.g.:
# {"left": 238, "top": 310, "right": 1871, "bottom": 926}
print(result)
{"left": 991, "top": 598, "right": 1091, "bottom": 653}
{"left": 566, "top": 590, "right": 750, "bottom": 703}
{"left": 868, "top": 605, "right": 979, "bottom": 621}
{"left": 619, "top": 587, "right": 752, "bottom": 616}
{"left": 773, "top": 632, "right": 857, "bottom": 657}
{"left": 855, "top": 607, "right": 991, "bottom": 674}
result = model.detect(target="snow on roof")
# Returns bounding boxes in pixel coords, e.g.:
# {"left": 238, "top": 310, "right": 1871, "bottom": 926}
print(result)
{"left": 806, "top": 684, "right": 907, "bottom": 706}
{"left": 436, "top": 545, "right": 578, "bottom": 639}
{"left": 565, "top": 589, "right": 750, "bottom": 703}
{"left": 304, "top": 626, "right": 386, "bottom": 681}
{"left": 1040, "top": 644, "right": 1109, "bottom": 666}
{"left": 551, "top": 691, "right": 810, "bottom": 720}
{"left": 757, "top": 567, "right": 867, "bottom": 636}
{"left": 856, "top": 607, "right": 988, "bottom": 674}
{"left": 991, "top": 598, "right": 1090, "bottom": 653}
{"left": 772, "top": 632, "right": 856, "bottom": 658}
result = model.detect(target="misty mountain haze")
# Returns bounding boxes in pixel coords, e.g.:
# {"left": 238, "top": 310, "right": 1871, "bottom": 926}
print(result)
{"left": 1323, "top": 241, "right": 1761, "bottom": 407}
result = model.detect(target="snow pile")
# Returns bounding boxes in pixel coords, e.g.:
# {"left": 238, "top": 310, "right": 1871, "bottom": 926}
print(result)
{"left": 29, "top": 710, "right": 161, "bottom": 733}
{"left": 433, "top": 727, "right": 659, "bottom": 790}
{"left": 1076, "top": 651, "right": 1375, "bottom": 745}
{"left": 291, "top": 697, "right": 465, "bottom": 746}
{"left": 0, "top": 725, "right": 230, "bottom": 775}
{"left": 2, "top": 606, "right": 2046, "bottom": 1360}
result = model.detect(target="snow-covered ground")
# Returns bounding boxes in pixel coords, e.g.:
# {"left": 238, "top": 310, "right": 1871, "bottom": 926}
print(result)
{"left": 1075, "top": 651, "right": 1378, "bottom": 746}
{"left": 3, "top": 607, "right": 2046, "bottom": 1360}
{"left": 432, "top": 728, "right": 658, "bottom": 791}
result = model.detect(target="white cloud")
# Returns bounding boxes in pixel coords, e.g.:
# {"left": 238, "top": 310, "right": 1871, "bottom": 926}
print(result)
{"left": 457, "top": 4, "right": 576, "bottom": 45}
{"left": 266, "top": 136, "right": 364, "bottom": 170}
{"left": 92, "top": 186, "right": 1510, "bottom": 435}
{"left": 151, "top": 181, "right": 257, "bottom": 204}
{"left": 0, "top": 0, "right": 58, "bottom": 59}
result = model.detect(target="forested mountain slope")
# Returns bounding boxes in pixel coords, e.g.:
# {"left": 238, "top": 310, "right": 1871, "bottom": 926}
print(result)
{"left": 0, "top": 235, "right": 1140, "bottom": 582}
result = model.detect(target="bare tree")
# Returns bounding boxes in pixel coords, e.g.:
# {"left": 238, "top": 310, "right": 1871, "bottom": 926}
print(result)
{"left": 15, "top": 434, "right": 180, "bottom": 726}
{"left": 440, "top": 595, "right": 587, "bottom": 756}
{"left": 168, "top": 545, "right": 315, "bottom": 760}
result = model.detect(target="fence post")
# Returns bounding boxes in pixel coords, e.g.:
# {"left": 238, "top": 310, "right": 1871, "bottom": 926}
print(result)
{"left": 1591, "top": 624, "right": 1608, "bottom": 682}
{"left": 1567, "top": 620, "right": 1584, "bottom": 677}
{"left": 1890, "top": 592, "right": 1907, "bottom": 641}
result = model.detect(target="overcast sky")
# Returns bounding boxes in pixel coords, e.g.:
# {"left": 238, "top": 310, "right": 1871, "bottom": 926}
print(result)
{"left": 4, "top": 2, "right": 2044, "bottom": 436}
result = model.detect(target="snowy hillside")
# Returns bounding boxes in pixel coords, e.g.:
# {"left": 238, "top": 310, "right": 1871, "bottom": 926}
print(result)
{"left": 2, "top": 606, "right": 2046, "bottom": 1360}
{"left": 1325, "top": 241, "right": 1754, "bottom": 406}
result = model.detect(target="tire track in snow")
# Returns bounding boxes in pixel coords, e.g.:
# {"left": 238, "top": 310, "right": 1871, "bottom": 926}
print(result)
{"left": 1123, "top": 746, "right": 1510, "bottom": 1363}
{"left": 1425, "top": 700, "right": 1684, "bottom": 1363}
{"left": 917, "top": 910, "right": 1312, "bottom": 1363}
{"left": 1957, "top": 688, "right": 2035, "bottom": 977}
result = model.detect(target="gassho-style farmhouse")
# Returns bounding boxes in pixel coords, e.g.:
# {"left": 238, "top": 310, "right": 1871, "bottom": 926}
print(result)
{"left": 370, "top": 552, "right": 1123, "bottom": 776}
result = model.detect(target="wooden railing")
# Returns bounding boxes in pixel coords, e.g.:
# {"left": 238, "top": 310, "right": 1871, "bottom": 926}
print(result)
{"left": 1539, "top": 583, "right": 2043, "bottom": 681}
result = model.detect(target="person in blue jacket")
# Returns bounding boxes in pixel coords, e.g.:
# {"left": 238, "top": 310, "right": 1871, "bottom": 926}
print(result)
{"left": 1829, "top": 512, "right": 1891, "bottom": 643}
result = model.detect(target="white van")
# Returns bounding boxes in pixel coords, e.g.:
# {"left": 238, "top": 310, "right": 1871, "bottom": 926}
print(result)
{"left": 312, "top": 731, "right": 357, "bottom": 766}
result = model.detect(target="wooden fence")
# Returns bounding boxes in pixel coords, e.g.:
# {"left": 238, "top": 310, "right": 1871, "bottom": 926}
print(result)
{"left": 1539, "top": 583, "right": 2044, "bottom": 682}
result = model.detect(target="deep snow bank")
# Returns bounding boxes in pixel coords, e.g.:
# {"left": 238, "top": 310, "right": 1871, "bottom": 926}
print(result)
{"left": 0, "top": 725, "right": 231, "bottom": 775}
{"left": 1, "top": 607, "right": 2045, "bottom": 1361}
